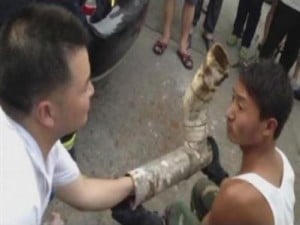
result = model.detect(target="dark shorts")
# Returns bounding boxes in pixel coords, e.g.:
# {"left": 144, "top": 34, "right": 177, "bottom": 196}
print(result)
{"left": 185, "top": 0, "right": 198, "bottom": 6}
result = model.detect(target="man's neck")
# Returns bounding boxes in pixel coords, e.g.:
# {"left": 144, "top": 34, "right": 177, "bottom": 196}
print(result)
{"left": 239, "top": 140, "right": 276, "bottom": 174}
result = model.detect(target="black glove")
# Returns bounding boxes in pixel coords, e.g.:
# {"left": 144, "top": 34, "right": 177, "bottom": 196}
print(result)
{"left": 111, "top": 198, "right": 164, "bottom": 225}
{"left": 202, "top": 136, "right": 229, "bottom": 186}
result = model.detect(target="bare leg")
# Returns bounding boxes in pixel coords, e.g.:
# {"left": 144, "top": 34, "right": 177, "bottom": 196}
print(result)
{"left": 179, "top": 1, "right": 195, "bottom": 53}
{"left": 160, "top": 0, "right": 176, "bottom": 44}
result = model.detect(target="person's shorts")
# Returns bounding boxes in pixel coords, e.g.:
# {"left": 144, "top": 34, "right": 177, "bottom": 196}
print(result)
{"left": 185, "top": 0, "right": 198, "bottom": 6}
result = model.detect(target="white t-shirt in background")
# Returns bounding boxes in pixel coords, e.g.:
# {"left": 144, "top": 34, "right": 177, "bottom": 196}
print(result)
{"left": 0, "top": 107, "right": 80, "bottom": 225}
{"left": 281, "top": 0, "right": 300, "bottom": 12}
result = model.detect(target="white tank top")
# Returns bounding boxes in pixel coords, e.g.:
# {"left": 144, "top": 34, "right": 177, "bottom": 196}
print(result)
{"left": 233, "top": 149, "right": 295, "bottom": 225}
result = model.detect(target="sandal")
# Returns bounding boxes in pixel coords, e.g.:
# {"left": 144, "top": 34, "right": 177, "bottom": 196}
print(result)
{"left": 201, "top": 33, "right": 214, "bottom": 51}
{"left": 152, "top": 40, "right": 168, "bottom": 55}
{"left": 176, "top": 50, "right": 193, "bottom": 70}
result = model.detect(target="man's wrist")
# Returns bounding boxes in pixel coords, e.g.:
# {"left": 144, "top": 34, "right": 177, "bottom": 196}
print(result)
{"left": 122, "top": 176, "right": 134, "bottom": 196}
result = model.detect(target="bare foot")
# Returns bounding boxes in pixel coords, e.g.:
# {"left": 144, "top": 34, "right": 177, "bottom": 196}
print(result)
{"left": 179, "top": 39, "right": 190, "bottom": 55}
{"left": 158, "top": 36, "right": 169, "bottom": 46}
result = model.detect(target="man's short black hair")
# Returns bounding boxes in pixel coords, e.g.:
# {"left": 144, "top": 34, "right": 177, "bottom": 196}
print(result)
{"left": 239, "top": 60, "right": 293, "bottom": 139}
{"left": 0, "top": 3, "right": 88, "bottom": 114}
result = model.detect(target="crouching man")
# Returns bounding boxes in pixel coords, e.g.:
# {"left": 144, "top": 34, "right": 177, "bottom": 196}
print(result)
{"left": 112, "top": 61, "right": 295, "bottom": 225}
{"left": 0, "top": 4, "right": 133, "bottom": 225}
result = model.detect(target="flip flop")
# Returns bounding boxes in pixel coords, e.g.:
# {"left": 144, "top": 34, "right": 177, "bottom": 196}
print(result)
{"left": 176, "top": 50, "right": 193, "bottom": 70}
{"left": 152, "top": 40, "right": 168, "bottom": 55}
{"left": 201, "top": 33, "right": 214, "bottom": 51}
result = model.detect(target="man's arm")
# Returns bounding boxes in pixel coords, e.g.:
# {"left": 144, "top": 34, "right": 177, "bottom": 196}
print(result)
{"left": 55, "top": 175, "right": 134, "bottom": 211}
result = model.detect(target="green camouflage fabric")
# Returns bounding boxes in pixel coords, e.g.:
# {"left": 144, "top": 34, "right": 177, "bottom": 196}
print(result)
{"left": 165, "top": 177, "right": 219, "bottom": 225}
{"left": 165, "top": 201, "right": 200, "bottom": 225}
{"left": 191, "top": 177, "right": 219, "bottom": 221}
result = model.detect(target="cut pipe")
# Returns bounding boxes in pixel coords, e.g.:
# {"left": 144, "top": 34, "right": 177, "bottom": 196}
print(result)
{"left": 128, "top": 44, "right": 230, "bottom": 208}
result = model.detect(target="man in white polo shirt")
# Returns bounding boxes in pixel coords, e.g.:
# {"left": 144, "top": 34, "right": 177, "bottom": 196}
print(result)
{"left": 260, "top": 0, "right": 300, "bottom": 74}
{"left": 0, "top": 4, "right": 133, "bottom": 225}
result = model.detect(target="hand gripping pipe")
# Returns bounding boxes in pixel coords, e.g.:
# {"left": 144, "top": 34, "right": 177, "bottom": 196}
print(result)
{"left": 128, "top": 44, "right": 230, "bottom": 208}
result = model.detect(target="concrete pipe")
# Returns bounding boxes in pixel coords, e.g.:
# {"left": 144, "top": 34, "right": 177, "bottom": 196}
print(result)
{"left": 128, "top": 44, "right": 230, "bottom": 208}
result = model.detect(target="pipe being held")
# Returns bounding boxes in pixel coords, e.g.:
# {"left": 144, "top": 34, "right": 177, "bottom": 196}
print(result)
{"left": 128, "top": 44, "right": 230, "bottom": 208}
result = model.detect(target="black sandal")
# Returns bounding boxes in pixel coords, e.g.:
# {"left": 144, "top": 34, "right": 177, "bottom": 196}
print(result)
{"left": 201, "top": 33, "right": 214, "bottom": 51}
{"left": 176, "top": 50, "right": 193, "bottom": 70}
{"left": 152, "top": 40, "right": 168, "bottom": 55}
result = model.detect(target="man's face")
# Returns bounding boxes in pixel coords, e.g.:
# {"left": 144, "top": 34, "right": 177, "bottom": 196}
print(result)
{"left": 54, "top": 47, "right": 94, "bottom": 135}
{"left": 226, "top": 78, "right": 266, "bottom": 147}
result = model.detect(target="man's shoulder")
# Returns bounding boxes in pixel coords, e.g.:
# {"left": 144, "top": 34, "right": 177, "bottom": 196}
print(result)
{"left": 1, "top": 114, "right": 25, "bottom": 148}
{"left": 219, "top": 178, "right": 262, "bottom": 204}
{"left": 51, "top": 140, "right": 70, "bottom": 160}
{"left": 208, "top": 179, "right": 271, "bottom": 225}
{"left": 1, "top": 108, "right": 35, "bottom": 176}
{"left": 0, "top": 113, "right": 41, "bottom": 225}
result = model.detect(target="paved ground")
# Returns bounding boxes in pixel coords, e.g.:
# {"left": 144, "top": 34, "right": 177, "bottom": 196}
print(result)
{"left": 47, "top": 0, "right": 300, "bottom": 224}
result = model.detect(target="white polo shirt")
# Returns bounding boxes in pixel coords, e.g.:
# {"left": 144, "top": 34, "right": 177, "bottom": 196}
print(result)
{"left": 0, "top": 107, "right": 80, "bottom": 225}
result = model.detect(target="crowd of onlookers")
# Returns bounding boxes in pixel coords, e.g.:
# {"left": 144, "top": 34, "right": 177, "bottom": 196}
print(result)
{"left": 153, "top": 0, "right": 300, "bottom": 100}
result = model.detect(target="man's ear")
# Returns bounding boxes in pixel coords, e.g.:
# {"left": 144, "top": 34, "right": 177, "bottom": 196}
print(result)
{"left": 263, "top": 118, "right": 278, "bottom": 138}
{"left": 35, "top": 101, "right": 56, "bottom": 128}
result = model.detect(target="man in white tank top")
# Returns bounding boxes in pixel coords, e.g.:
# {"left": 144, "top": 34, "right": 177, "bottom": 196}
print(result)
{"left": 201, "top": 60, "right": 296, "bottom": 225}
{"left": 111, "top": 60, "right": 295, "bottom": 225}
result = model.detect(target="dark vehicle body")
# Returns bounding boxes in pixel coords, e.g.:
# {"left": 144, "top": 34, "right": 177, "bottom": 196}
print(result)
{"left": 0, "top": 0, "right": 149, "bottom": 81}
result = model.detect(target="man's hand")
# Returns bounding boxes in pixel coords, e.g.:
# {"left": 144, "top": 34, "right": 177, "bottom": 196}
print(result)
{"left": 111, "top": 198, "right": 164, "bottom": 225}
{"left": 202, "top": 136, "right": 229, "bottom": 186}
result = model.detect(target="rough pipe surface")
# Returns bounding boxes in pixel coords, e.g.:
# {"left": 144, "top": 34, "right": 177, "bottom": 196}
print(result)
{"left": 128, "top": 44, "right": 230, "bottom": 208}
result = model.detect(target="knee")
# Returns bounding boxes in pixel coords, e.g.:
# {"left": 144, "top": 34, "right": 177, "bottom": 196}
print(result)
{"left": 191, "top": 177, "right": 219, "bottom": 208}
{"left": 166, "top": 201, "right": 188, "bottom": 212}
{"left": 192, "top": 178, "right": 214, "bottom": 198}
{"left": 165, "top": 201, "right": 199, "bottom": 225}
